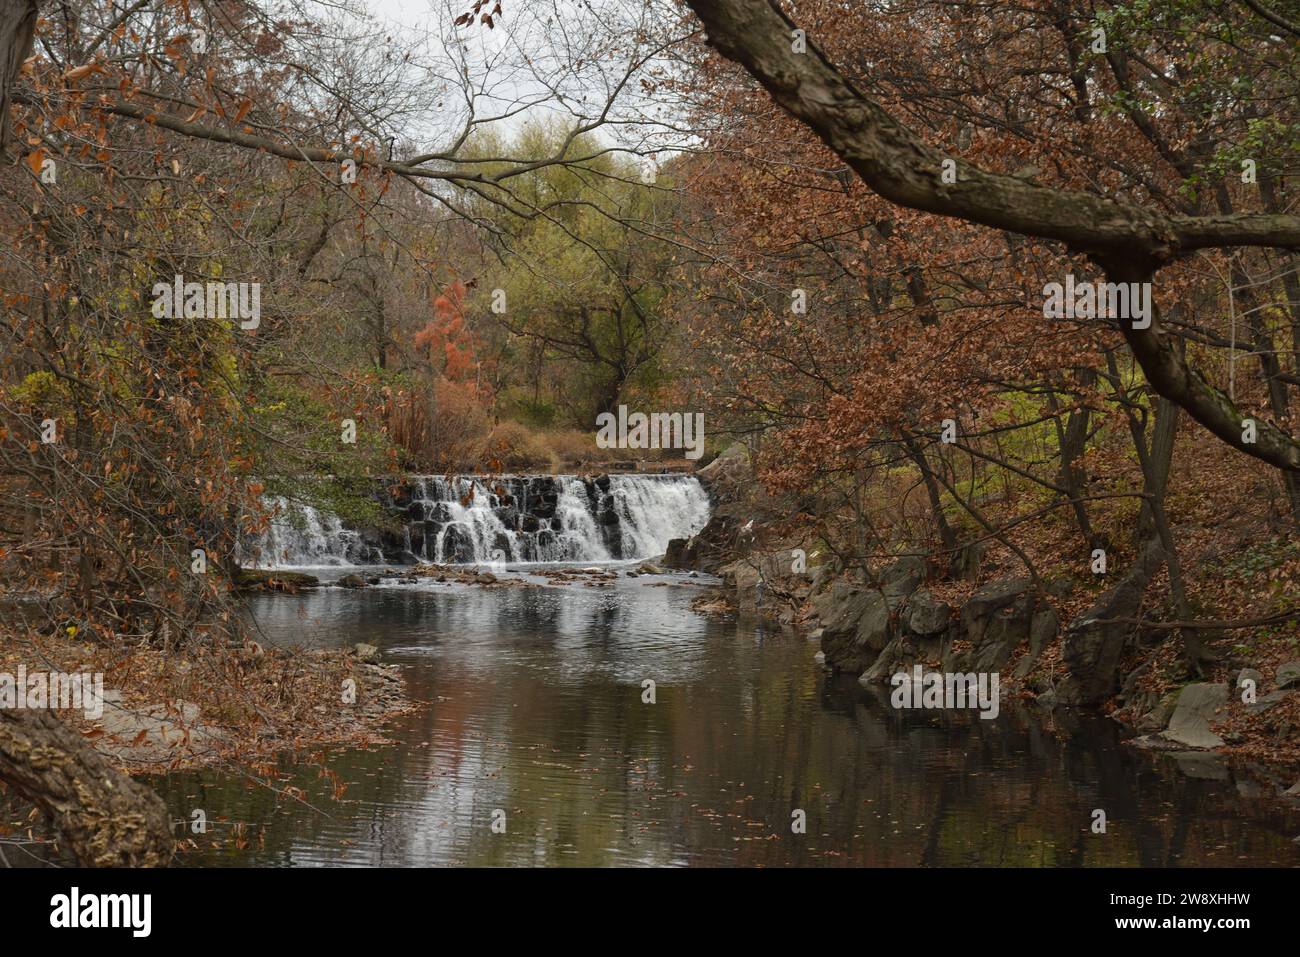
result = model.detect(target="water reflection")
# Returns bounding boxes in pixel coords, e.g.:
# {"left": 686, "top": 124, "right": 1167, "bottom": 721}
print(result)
{"left": 154, "top": 575, "right": 1300, "bottom": 867}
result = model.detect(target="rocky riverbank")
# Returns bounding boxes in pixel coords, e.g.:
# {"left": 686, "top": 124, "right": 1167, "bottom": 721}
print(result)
{"left": 664, "top": 444, "right": 1300, "bottom": 791}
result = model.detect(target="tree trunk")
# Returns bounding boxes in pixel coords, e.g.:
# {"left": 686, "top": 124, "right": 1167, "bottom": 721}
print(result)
{"left": 0, "top": 0, "right": 38, "bottom": 153}
{"left": 0, "top": 708, "right": 174, "bottom": 866}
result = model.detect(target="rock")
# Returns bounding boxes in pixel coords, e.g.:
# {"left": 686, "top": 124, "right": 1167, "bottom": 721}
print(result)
{"left": 440, "top": 524, "right": 475, "bottom": 563}
{"left": 1014, "top": 605, "right": 1060, "bottom": 678}
{"left": 664, "top": 537, "right": 699, "bottom": 569}
{"left": 353, "top": 642, "right": 381, "bottom": 663}
{"left": 1277, "top": 661, "right": 1300, "bottom": 690}
{"left": 1058, "top": 539, "right": 1165, "bottom": 706}
{"left": 1044, "top": 576, "right": 1073, "bottom": 598}
{"left": 882, "top": 554, "right": 926, "bottom": 593}
{"left": 696, "top": 442, "right": 748, "bottom": 487}
{"left": 234, "top": 568, "right": 320, "bottom": 590}
{"left": 813, "top": 650, "right": 826, "bottom": 665}
{"left": 1237, "top": 778, "right": 1262, "bottom": 798}
{"left": 945, "top": 577, "right": 1035, "bottom": 674}
{"left": 806, "top": 627, "right": 824, "bottom": 642}
{"left": 1136, "top": 690, "right": 1180, "bottom": 732}
{"left": 815, "top": 585, "right": 891, "bottom": 673}
{"left": 97, "top": 692, "right": 216, "bottom": 752}
{"left": 1245, "top": 690, "right": 1291, "bottom": 715}
{"left": 815, "top": 556, "right": 928, "bottom": 674}
{"left": 337, "top": 574, "right": 367, "bottom": 589}
{"left": 860, "top": 635, "right": 920, "bottom": 685}
{"left": 1237, "top": 668, "right": 1263, "bottom": 690}
{"left": 637, "top": 562, "right": 665, "bottom": 576}
{"left": 906, "top": 590, "right": 951, "bottom": 637}
{"left": 951, "top": 541, "right": 985, "bottom": 580}
{"left": 1161, "top": 683, "right": 1228, "bottom": 749}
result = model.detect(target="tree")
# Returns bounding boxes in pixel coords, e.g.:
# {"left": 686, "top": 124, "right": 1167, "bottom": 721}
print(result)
{"left": 683, "top": 0, "right": 1300, "bottom": 473}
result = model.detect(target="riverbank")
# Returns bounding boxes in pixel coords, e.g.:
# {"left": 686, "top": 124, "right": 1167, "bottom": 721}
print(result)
{"left": 0, "top": 627, "right": 412, "bottom": 775}
{"left": 666, "top": 444, "right": 1300, "bottom": 790}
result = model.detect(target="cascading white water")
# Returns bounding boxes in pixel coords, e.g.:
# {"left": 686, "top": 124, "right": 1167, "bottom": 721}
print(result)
{"left": 240, "top": 475, "right": 710, "bottom": 568}
{"left": 606, "top": 474, "right": 712, "bottom": 559}
{"left": 237, "top": 496, "right": 364, "bottom": 568}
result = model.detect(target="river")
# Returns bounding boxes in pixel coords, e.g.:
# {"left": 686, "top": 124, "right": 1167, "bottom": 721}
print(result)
{"left": 151, "top": 568, "right": 1300, "bottom": 867}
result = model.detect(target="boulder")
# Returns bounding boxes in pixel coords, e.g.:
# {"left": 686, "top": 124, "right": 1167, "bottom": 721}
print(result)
{"left": 1161, "top": 683, "right": 1228, "bottom": 749}
{"left": 944, "top": 577, "right": 1036, "bottom": 674}
{"left": 1014, "top": 605, "right": 1060, "bottom": 678}
{"left": 1277, "top": 661, "right": 1300, "bottom": 690}
{"left": 97, "top": 691, "right": 216, "bottom": 753}
{"left": 353, "top": 642, "right": 381, "bottom": 663}
{"left": 906, "top": 590, "right": 952, "bottom": 637}
{"left": 664, "top": 537, "right": 699, "bottom": 569}
{"left": 440, "top": 524, "right": 475, "bottom": 563}
{"left": 1058, "top": 539, "right": 1165, "bottom": 706}
{"left": 882, "top": 555, "right": 926, "bottom": 595}
{"left": 696, "top": 442, "right": 748, "bottom": 488}
{"left": 860, "top": 635, "right": 925, "bottom": 685}
{"left": 816, "top": 557, "right": 924, "bottom": 675}
{"left": 337, "top": 574, "right": 367, "bottom": 589}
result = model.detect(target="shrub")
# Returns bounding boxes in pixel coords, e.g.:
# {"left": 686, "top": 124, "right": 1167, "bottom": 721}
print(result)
{"left": 483, "top": 421, "right": 551, "bottom": 471}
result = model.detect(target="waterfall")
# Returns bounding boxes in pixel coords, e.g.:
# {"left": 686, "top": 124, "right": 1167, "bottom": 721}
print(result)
{"left": 236, "top": 496, "right": 371, "bottom": 568}
{"left": 240, "top": 474, "right": 710, "bottom": 568}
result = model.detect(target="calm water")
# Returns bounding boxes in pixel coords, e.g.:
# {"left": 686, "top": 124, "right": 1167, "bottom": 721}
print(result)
{"left": 153, "top": 570, "right": 1300, "bottom": 867}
